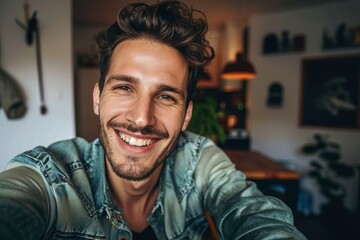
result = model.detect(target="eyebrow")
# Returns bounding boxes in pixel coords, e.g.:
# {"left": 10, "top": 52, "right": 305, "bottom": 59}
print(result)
{"left": 106, "top": 74, "right": 137, "bottom": 84}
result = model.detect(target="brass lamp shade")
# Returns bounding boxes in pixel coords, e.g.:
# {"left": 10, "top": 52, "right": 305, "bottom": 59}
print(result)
{"left": 221, "top": 53, "right": 256, "bottom": 80}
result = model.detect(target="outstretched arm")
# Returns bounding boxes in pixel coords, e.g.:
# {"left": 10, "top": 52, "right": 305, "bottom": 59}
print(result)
{"left": 0, "top": 166, "right": 53, "bottom": 240}
{"left": 195, "top": 146, "right": 307, "bottom": 240}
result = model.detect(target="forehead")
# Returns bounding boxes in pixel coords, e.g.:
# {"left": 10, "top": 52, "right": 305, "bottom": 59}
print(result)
{"left": 107, "top": 39, "right": 189, "bottom": 88}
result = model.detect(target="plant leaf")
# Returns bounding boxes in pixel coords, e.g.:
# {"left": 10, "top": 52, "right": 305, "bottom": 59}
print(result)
{"left": 310, "top": 161, "right": 322, "bottom": 170}
{"left": 329, "top": 163, "right": 355, "bottom": 178}
{"left": 314, "top": 134, "right": 326, "bottom": 149}
{"left": 327, "top": 141, "right": 340, "bottom": 149}
{"left": 308, "top": 170, "right": 321, "bottom": 178}
{"left": 319, "top": 150, "right": 340, "bottom": 163}
{"left": 302, "top": 144, "right": 320, "bottom": 154}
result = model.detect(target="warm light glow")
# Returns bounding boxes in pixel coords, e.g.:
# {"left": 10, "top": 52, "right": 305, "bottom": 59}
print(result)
{"left": 222, "top": 72, "right": 256, "bottom": 80}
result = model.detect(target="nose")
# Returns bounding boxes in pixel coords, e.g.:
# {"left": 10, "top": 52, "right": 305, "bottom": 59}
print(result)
{"left": 125, "top": 95, "right": 156, "bottom": 129}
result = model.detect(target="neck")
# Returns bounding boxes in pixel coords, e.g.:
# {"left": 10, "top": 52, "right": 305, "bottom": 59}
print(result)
{"left": 106, "top": 161, "right": 163, "bottom": 213}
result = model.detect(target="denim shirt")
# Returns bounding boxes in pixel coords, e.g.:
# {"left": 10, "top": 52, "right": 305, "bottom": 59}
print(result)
{"left": 0, "top": 132, "right": 306, "bottom": 239}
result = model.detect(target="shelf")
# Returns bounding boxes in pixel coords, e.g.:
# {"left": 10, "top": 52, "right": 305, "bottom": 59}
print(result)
{"left": 322, "top": 44, "right": 360, "bottom": 51}
{"left": 262, "top": 50, "right": 305, "bottom": 56}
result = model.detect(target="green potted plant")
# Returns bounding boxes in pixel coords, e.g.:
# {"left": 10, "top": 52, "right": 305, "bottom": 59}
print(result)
{"left": 187, "top": 96, "right": 226, "bottom": 144}
{"left": 300, "top": 133, "right": 355, "bottom": 225}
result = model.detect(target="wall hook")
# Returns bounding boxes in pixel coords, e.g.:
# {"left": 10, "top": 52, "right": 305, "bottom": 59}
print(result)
{"left": 15, "top": 3, "right": 47, "bottom": 115}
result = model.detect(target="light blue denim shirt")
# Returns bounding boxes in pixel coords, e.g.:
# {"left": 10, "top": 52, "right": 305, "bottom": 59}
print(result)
{"left": 0, "top": 132, "right": 306, "bottom": 239}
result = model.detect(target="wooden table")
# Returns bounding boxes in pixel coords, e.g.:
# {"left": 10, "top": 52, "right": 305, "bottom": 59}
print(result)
{"left": 224, "top": 149, "right": 300, "bottom": 212}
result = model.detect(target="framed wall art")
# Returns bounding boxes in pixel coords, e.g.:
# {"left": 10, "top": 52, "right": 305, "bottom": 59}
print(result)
{"left": 299, "top": 55, "right": 360, "bottom": 129}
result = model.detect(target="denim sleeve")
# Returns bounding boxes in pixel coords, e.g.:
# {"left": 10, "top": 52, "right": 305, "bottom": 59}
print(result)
{"left": 0, "top": 166, "right": 53, "bottom": 240}
{"left": 195, "top": 145, "right": 307, "bottom": 240}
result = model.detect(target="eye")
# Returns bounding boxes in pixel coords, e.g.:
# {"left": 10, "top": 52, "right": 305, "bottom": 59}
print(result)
{"left": 113, "top": 85, "right": 132, "bottom": 92}
{"left": 158, "top": 94, "right": 177, "bottom": 103}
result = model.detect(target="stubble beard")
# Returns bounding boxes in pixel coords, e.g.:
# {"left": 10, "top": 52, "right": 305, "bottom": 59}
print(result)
{"left": 98, "top": 117, "right": 179, "bottom": 181}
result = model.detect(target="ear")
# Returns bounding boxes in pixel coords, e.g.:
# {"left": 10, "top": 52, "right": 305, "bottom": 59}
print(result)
{"left": 181, "top": 101, "right": 193, "bottom": 131}
{"left": 93, "top": 83, "right": 100, "bottom": 116}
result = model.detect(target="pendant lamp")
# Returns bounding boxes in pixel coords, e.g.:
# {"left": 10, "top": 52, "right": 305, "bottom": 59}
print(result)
{"left": 221, "top": 52, "right": 256, "bottom": 80}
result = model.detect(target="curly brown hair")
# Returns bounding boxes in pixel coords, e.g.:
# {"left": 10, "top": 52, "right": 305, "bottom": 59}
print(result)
{"left": 96, "top": 0, "right": 214, "bottom": 105}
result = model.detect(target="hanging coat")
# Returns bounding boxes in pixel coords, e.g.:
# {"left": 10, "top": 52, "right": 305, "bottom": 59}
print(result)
{"left": 0, "top": 68, "right": 26, "bottom": 119}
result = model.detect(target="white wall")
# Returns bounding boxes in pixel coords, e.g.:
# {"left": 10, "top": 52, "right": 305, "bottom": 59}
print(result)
{"left": 249, "top": 0, "right": 360, "bottom": 213}
{"left": 0, "top": 0, "right": 74, "bottom": 170}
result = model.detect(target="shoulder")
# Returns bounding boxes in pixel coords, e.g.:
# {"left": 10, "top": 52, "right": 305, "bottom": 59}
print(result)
{"left": 8, "top": 138, "right": 87, "bottom": 164}
{"left": 6, "top": 138, "right": 98, "bottom": 182}
{"left": 47, "top": 137, "right": 94, "bottom": 164}
{"left": 175, "top": 131, "right": 231, "bottom": 166}
{"left": 167, "top": 131, "right": 234, "bottom": 184}
{"left": 173, "top": 131, "right": 241, "bottom": 186}
{"left": 176, "top": 131, "right": 216, "bottom": 154}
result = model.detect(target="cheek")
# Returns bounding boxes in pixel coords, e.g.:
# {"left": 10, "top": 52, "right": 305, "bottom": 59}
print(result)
{"left": 161, "top": 109, "right": 185, "bottom": 130}
{"left": 99, "top": 98, "right": 129, "bottom": 120}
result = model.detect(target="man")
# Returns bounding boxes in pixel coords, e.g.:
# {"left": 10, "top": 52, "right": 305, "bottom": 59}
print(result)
{"left": 0, "top": 1, "right": 306, "bottom": 239}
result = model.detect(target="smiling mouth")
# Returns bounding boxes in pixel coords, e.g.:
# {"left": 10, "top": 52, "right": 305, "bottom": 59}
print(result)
{"left": 118, "top": 131, "right": 156, "bottom": 147}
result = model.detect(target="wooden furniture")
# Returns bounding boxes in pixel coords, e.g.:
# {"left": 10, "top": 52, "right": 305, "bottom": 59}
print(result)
{"left": 224, "top": 149, "right": 300, "bottom": 212}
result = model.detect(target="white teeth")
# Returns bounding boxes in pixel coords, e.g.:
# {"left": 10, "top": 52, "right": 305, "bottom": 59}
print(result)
{"left": 129, "top": 137, "right": 136, "bottom": 145}
{"left": 119, "top": 133, "right": 153, "bottom": 146}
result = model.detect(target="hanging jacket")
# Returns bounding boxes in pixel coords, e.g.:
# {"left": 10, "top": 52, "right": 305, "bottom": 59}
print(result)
{"left": 0, "top": 67, "right": 26, "bottom": 119}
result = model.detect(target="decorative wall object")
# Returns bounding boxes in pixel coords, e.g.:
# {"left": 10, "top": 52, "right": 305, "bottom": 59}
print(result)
{"left": 300, "top": 55, "right": 360, "bottom": 129}
{"left": 266, "top": 82, "right": 283, "bottom": 107}
{"left": 263, "top": 30, "right": 306, "bottom": 54}
{"left": 322, "top": 23, "right": 360, "bottom": 50}
{"left": 263, "top": 33, "right": 279, "bottom": 53}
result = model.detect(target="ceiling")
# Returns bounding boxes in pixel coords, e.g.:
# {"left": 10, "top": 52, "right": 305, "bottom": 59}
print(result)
{"left": 73, "top": 0, "right": 350, "bottom": 29}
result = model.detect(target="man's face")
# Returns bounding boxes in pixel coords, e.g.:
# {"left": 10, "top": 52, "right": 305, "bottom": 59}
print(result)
{"left": 93, "top": 39, "right": 193, "bottom": 181}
